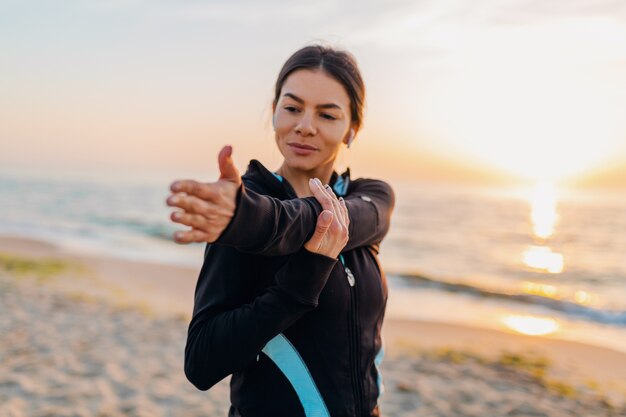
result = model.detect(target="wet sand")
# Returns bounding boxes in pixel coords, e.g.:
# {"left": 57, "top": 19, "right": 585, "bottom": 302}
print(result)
{"left": 1, "top": 234, "right": 625, "bottom": 416}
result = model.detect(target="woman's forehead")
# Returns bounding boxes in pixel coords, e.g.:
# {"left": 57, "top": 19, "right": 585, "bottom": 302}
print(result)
{"left": 280, "top": 69, "right": 350, "bottom": 110}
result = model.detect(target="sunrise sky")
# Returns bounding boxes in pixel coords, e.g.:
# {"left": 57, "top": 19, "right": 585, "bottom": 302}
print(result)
{"left": 2, "top": 1, "right": 626, "bottom": 188}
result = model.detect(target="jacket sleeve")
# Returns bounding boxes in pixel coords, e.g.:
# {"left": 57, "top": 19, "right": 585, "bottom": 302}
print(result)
{"left": 215, "top": 178, "right": 395, "bottom": 255}
{"left": 184, "top": 245, "right": 337, "bottom": 391}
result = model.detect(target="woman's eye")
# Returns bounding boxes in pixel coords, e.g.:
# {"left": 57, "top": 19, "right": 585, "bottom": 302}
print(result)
{"left": 284, "top": 106, "right": 299, "bottom": 113}
{"left": 321, "top": 113, "right": 336, "bottom": 121}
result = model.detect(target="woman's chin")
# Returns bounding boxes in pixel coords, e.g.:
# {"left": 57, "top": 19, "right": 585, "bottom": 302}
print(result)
{"left": 283, "top": 158, "right": 320, "bottom": 173}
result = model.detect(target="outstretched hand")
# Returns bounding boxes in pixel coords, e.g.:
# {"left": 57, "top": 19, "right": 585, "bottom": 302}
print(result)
{"left": 166, "top": 145, "right": 242, "bottom": 244}
{"left": 304, "top": 178, "right": 350, "bottom": 259}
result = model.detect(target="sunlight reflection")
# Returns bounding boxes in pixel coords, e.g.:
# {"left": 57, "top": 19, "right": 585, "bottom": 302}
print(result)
{"left": 501, "top": 315, "right": 560, "bottom": 336}
{"left": 522, "top": 281, "right": 560, "bottom": 299}
{"left": 574, "top": 290, "right": 592, "bottom": 306}
{"left": 521, "top": 181, "right": 564, "bottom": 273}
{"left": 530, "top": 181, "right": 558, "bottom": 239}
{"left": 522, "top": 282, "right": 597, "bottom": 307}
{"left": 522, "top": 245, "right": 564, "bottom": 273}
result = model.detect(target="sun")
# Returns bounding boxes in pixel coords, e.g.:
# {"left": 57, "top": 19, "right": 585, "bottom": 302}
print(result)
{"left": 420, "top": 68, "right": 622, "bottom": 181}
{"left": 411, "top": 21, "right": 626, "bottom": 183}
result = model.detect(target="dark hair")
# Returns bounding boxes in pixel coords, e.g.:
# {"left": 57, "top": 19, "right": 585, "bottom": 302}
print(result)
{"left": 273, "top": 44, "right": 366, "bottom": 133}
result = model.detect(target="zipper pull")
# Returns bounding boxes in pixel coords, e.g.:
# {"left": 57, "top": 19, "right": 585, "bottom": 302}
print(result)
{"left": 339, "top": 254, "right": 355, "bottom": 286}
{"left": 345, "top": 266, "right": 355, "bottom": 287}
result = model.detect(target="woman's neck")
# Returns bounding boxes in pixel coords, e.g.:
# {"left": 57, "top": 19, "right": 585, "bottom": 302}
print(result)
{"left": 276, "top": 162, "right": 334, "bottom": 198}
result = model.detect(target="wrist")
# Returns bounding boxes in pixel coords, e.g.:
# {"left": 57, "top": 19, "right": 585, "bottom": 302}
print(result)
{"left": 303, "top": 244, "right": 339, "bottom": 261}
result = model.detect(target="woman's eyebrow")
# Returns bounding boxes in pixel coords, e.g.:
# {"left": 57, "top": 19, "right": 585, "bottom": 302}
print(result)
{"left": 283, "top": 93, "right": 342, "bottom": 110}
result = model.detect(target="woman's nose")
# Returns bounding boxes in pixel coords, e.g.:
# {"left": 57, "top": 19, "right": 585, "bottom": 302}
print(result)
{"left": 295, "top": 113, "right": 317, "bottom": 136}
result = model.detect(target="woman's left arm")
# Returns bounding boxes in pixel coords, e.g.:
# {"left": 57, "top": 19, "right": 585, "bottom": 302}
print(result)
{"left": 214, "top": 178, "right": 395, "bottom": 255}
{"left": 167, "top": 146, "right": 394, "bottom": 254}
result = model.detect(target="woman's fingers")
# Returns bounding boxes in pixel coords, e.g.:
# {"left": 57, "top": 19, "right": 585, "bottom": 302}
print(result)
{"left": 172, "top": 228, "right": 213, "bottom": 244}
{"left": 322, "top": 182, "right": 347, "bottom": 227}
{"left": 166, "top": 183, "right": 237, "bottom": 243}
{"left": 303, "top": 210, "right": 334, "bottom": 254}
{"left": 309, "top": 178, "right": 336, "bottom": 214}
{"left": 171, "top": 210, "right": 213, "bottom": 230}
{"left": 309, "top": 178, "right": 346, "bottom": 227}
{"left": 322, "top": 183, "right": 340, "bottom": 220}
{"left": 339, "top": 197, "right": 350, "bottom": 229}
{"left": 166, "top": 145, "right": 241, "bottom": 245}
{"left": 304, "top": 178, "right": 350, "bottom": 258}
{"left": 217, "top": 145, "right": 242, "bottom": 184}
{"left": 166, "top": 193, "right": 217, "bottom": 215}
{"left": 169, "top": 180, "right": 221, "bottom": 202}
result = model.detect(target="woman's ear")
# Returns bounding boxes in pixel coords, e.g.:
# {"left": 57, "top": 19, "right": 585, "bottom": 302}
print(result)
{"left": 345, "top": 128, "right": 356, "bottom": 148}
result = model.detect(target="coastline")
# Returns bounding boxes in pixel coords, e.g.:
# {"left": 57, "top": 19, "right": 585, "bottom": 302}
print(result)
{"left": 2, "top": 233, "right": 626, "bottom": 416}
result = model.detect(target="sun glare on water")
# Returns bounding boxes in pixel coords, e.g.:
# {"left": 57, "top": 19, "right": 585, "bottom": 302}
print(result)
{"left": 501, "top": 315, "right": 560, "bottom": 336}
{"left": 522, "top": 246, "right": 564, "bottom": 274}
{"left": 521, "top": 181, "right": 564, "bottom": 274}
{"left": 530, "top": 181, "right": 558, "bottom": 240}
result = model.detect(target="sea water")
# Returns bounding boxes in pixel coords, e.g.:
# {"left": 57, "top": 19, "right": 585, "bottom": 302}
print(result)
{"left": 3, "top": 171, "right": 625, "bottom": 353}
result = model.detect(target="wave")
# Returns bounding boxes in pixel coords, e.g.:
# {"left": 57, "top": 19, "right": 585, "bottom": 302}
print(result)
{"left": 88, "top": 215, "right": 175, "bottom": 241}
{"left": 394, "top": 273, "right": 626, "bottom": 327}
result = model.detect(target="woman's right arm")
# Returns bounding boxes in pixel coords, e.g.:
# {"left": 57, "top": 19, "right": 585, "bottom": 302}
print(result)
{"left": 215, "top": 178, "right": 394, "bottom": 255}
{"left": 167, "top": 146, "right": 394, "bottom": 254}
{"left": 169, "top": 178, "right": 394, "bottom": 255}
{"left": 184, "top": 245, "right": 337, "bottom": 391}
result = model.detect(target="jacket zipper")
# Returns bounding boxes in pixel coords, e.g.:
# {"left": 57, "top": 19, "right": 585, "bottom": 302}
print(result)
{"left": 340, "top": 254, "right": 363, "bottom": 416}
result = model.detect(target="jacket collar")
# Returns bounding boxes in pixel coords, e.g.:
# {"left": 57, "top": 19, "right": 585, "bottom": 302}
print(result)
{"left": 242, "top": 159, "right": 351, "bottom": 199}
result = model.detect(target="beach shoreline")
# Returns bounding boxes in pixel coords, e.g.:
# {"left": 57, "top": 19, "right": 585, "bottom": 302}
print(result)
{"left": 2, "top": 233, "right": 626, "bottom": 416}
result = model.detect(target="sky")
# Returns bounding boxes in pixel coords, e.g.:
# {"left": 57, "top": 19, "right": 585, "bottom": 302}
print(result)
{"left": 2, "top": 0, "right": 626, "bottom": 188}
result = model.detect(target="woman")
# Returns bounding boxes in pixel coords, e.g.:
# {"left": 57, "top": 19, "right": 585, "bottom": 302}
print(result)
{"left": 166, "top": 45, "right": 395, "bottom": 417}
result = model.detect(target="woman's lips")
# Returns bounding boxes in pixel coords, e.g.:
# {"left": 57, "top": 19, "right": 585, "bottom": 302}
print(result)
{"left": 288, "top": 142, "right": 319, "bottom": 156}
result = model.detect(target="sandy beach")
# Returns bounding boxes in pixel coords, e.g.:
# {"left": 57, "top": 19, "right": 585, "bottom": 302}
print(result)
{"left": 1, "top": 234, "right": 625, "bottom": 417}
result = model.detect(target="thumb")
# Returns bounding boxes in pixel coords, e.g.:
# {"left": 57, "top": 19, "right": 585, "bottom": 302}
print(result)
{"left": 317, "top": 210, "right": 334, "bottom": 229}
{"left": 218, "top": 145, "right": 241, "bottom": 183}
{"left": 305, "top": 210, "right": 333, "bottom": 251}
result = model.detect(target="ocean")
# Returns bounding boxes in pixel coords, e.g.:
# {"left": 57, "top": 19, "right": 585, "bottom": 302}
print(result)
{"left": 3, "top": 170, "right": 626, "bottom": 353}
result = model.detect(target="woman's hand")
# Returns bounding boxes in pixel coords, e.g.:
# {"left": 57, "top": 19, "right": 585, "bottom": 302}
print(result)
{"left": 166, "top": 146, "right": 242, "bottom": 244}
{"left": 303, "top": 179, "right": 350, "bottom": 259}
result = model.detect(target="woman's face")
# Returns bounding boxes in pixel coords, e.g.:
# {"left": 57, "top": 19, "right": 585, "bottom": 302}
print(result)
{"left": 273, "top": 68, "right": 353, "bottom": 173}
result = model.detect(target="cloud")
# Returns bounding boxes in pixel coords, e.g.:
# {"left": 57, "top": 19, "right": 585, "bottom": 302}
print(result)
{"left": 487, "top": 0, "right": 626, "bottom": 25}
{"left": 81, "top": 0, "right": 338, "bottom": 24}
{"left": 171, "top": 1, "right": 336, "bottom": 23}
{"left": 341, "top": 0, "right": 626, "bottom": 55}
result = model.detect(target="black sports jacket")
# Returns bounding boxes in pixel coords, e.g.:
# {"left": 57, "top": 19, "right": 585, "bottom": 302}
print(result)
{"left": 184, "top": 159, "right": 395, "bottom": 416}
